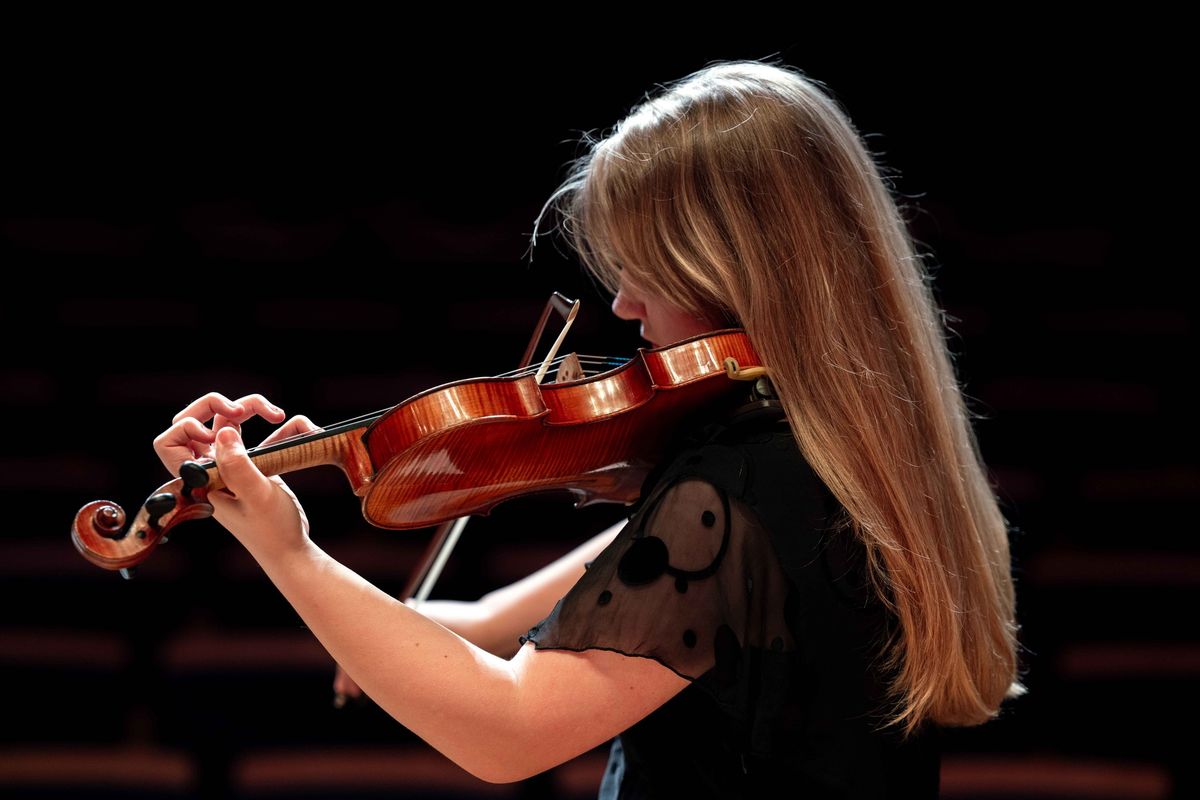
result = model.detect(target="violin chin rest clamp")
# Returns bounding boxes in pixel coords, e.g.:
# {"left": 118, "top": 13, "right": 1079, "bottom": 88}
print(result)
{"left": 723, "top": 357, "right": 768, "bottom": 382}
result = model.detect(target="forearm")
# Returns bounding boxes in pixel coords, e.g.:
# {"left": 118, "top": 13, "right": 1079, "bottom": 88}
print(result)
{"left": 258, "top": 540, "right": 522, "bottom": 781}
{"left": 400, "top": 522, "right": 623, "bottom": 660}
{"left": 415, "top": 598, "right": 520, "bottom": 659}
{"left": 472, "top": 521, "right": 625, "bottom": 658}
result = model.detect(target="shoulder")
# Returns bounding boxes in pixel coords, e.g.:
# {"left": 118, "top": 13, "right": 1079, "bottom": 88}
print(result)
{"left": 642, "top": 403, "right": 876, "bottom": 612}
{"left": 644, "top": 404, "right": 836, "bottom": 553}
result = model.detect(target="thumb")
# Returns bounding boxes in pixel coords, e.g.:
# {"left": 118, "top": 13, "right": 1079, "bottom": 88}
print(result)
{"left": 214, "top": 425, "right": 271, "bottom": 501}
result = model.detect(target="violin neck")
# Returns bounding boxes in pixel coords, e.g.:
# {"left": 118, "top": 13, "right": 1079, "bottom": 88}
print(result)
{"left": 201, "top": 423, "right": 377, "bottom": 497}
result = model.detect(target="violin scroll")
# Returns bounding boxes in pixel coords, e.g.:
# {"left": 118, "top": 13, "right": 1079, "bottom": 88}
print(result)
{"left": 71, "top": 471, "right": 216, "bottom": 572}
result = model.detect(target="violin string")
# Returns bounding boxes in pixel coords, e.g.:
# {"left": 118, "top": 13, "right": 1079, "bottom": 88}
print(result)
{"left": 495, "top": 354, "right": 629, "bottom": 380}
{"left": 241, "top": 409, "right": 392, "bottom": 455}
{"left": 240, "top": 355, "right": 631, "bottom": 456}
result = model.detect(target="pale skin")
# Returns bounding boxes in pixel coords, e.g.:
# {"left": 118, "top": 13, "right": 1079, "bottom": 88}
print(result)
{"left": 152, "top": 280, "right": 728, "bottom": 783}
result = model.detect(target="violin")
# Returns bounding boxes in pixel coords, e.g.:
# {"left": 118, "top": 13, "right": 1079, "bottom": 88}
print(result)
{"left": 70, "top": 293, "right": 769, "bottom": 584}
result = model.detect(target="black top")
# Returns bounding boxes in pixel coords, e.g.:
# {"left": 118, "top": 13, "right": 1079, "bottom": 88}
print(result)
{"left": 521, "top": 400, "right": 941, "bottom": 799}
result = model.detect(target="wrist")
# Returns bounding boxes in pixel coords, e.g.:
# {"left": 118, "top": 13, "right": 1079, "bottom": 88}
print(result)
{"left": 249, "top": 536, "right": 326, "bottom": 583}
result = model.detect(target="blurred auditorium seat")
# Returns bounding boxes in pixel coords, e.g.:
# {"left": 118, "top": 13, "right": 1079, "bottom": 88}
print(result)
{"left": 230, "top": 746, "right": 518, "bottom": 799}
{"left": 1016, "top": 546, "right": 1200, "bottom": 794}
{"left": 0, "top": 628, "right": 132, "bottom": 744}
{"left": 940, "top": 755, "right": 1171, "bottom": 799}
{"left": 549, "top": 749, "right": 608, "bottom": 799}
{"left": 0, "top": 745, "right": 195, "bottom": 798}
{"left": 554, "top": 750, "right": 1176, "bottom": 799}
{"left": 157, "top": 626, "right": 355, "bottom": 748}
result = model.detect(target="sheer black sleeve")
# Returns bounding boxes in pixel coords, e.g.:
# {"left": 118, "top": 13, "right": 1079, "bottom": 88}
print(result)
{"left": 521, "top": 412, "right": 929, "bottom": 790}
{"left": 519, "top": 423, "right": 854, "bottom": 691}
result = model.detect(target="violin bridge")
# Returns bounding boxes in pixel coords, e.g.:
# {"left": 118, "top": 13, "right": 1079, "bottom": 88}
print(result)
{"left": 554, "top": 352, "right": 584, "bottom": 383}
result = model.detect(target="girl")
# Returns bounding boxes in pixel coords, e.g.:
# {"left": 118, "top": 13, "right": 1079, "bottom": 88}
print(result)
{"left": 154, "top": 58, "right": 1023, "bottom": 798}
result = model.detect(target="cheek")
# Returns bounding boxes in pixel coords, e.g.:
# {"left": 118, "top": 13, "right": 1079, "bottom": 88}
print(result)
{"left": 653, "top": 302, "right": 712, "bottom": 339}
{"left": 666, "top": 306, "right": 698, "bottom": 330}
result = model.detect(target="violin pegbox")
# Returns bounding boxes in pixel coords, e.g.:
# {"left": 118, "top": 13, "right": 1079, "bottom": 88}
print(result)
{"left": 71, "top": 476, "right": 216, "bottom": 573}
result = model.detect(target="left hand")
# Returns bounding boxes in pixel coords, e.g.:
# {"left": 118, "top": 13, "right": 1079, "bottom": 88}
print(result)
{"left": 209, "top": 416, "right": 323, "bottom": 563}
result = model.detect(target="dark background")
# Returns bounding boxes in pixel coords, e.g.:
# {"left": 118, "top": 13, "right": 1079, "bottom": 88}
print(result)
{"left": 1, "top": 29, "right": 1193, "bottom": 800}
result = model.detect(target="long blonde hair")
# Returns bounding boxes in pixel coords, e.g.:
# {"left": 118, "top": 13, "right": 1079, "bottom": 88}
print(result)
{"left": 531, "top": 58, "right": 1024, "bottom": 736}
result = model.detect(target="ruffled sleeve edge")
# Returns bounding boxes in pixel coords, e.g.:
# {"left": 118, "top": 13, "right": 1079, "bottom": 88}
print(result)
{"left": 516, "top": 637, "right": 702, "bottom": 683}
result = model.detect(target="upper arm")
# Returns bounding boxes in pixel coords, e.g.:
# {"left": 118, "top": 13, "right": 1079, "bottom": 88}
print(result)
{"left": 491, "top": 640, "right": 690, "bottom": 782}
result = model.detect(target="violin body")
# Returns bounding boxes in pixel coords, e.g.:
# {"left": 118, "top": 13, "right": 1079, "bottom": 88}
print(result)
{"left": 363, "top": 329, "right": 761, "bottom": 526}
{"left": 72, "top": 329, "right": 765, "bottom": 571}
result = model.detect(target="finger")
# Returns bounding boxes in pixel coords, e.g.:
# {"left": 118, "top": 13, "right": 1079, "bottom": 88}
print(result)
{"left": 191, "top": 439, "right": 216, "bottom": 462}
{"left": 258, "top": 415, "right": 324, "bottom": 448}
{"left": 171, "top": 392, "right": 246, "bottom": 426}
{"left": 194, "top": 411, "right": 239, "bottom": 465}
{"left": 171, "top": 393, "right": 286, "bottom": 429}
{"left": 213, "top": 426, "right": 271, "bottom": 503}
{"left": 211, "top": 411, "right": 242, "bottom": 439}
{"left": 153, "top": 417, "right": 220, "bottom": 475}
{"left": 209, "top": 400, "right": 284, "bottom": 446}
{"left": 229, "top": 394, "right": 287, "bottom": 425}
{"left": 207, "top": 400, "right": 287, "bottom": 462}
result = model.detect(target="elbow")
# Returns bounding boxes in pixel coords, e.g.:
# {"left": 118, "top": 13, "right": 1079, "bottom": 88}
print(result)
{"left": 458, "top": 717, "right": 555, "bottom": 784}
{"left": 421, "top": 682, "right": 549, "bottom": 785}
{"left": 401, "top": 727, "right": 535, "bottom": 785}
{"left": 462, "top": 746, "right": 542, "bottom": 785}
{"left": 470, "top": 763, "right": 531, "bottom": 785}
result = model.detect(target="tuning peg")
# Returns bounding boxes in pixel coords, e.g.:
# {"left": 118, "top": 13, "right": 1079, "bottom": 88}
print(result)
{"left": 119, "top": 567, "right": 136, "bottom": 580}
{"left": 145, "top": 492, "right": 177, "bottom": 528}
{"left": 179, "top": 461, "right": 210, "bottom": 500}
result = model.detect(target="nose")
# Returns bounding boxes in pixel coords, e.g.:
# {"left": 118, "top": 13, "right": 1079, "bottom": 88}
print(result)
{"left": 611, "top": 285, "right": 645, "bottom": 321}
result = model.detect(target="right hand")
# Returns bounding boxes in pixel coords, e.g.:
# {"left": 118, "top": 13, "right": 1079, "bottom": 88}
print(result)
{"left": 332, "top": 662, "right": 364, "bottom": 708}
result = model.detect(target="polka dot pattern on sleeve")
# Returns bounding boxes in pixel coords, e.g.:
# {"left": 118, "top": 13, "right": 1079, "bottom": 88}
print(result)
{"left": 521, "top": 462, "right": 798, "bottom": 685}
